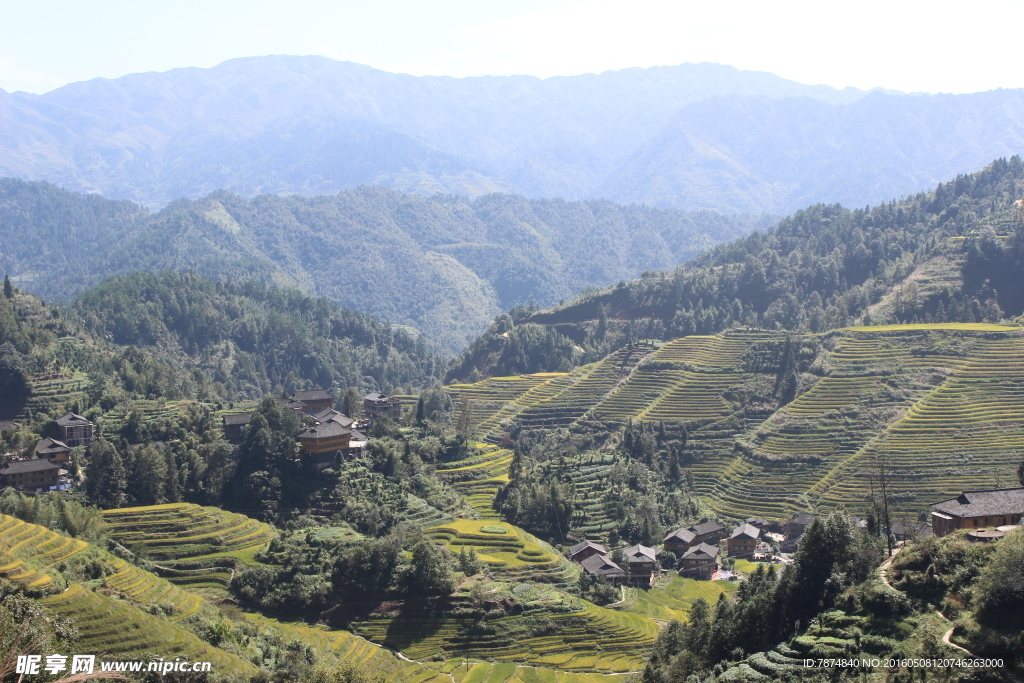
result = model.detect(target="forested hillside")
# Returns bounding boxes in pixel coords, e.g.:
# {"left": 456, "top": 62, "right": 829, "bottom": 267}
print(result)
{"left": 74, "top": 271, "right": 440, "bottom": 398}
{"left": 1, "top": 178, "right": 763, "bottom": 350}
{"left": 451, "top": 157, "right": 1024, "bottom": 378}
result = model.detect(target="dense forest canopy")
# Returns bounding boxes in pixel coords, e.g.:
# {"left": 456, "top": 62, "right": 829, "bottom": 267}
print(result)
{"left": 74, "top": 271, "right": 439, "bottom": 398}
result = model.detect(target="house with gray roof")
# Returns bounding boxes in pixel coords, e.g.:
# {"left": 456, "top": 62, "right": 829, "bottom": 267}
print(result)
{"left": 56, "top": 412, "right": 93, "bottom": 447}
{"left": 579, "top": 554, "right": 625, "bottom": 581}
{"left": 568, "top": 541, "right": 607, "bottom": 563}
{"left": 680, "top": 542, "right": 720, "bottom": 579}
{"left": 931, "top": 487, "right": 1024, "bottom": 537}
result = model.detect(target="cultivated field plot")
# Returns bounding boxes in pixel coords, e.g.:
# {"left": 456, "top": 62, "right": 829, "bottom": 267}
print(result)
{"left": 101, "top": 503, "right": 273, "bottom": 588}
{"left": 0, "top": 515, "right": 254, "bottom": 671}
{"left": 622, "top": 575, "right": 738, "bottom": 622}
{"left": 426, "top": 519, "right": 575, "bottom": 585}
{"left": 435, "top": 445, "right": 513, "bottom": 519}
{"left": 351, "top": 597, "right": 657, "bottom": 673}
{"left": 245, "top": 614, "right": 451, "bottom": 683}
{"left": 818, "top": 335, "right": 1024, "bottom": 509}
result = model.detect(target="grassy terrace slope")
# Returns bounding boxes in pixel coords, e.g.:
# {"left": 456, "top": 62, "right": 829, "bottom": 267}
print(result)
{"left": 426, "top": 519, "right": 575, "bottom": 585}
{"left": 101, "top": 503, "right": 274, "bottom": 589}
{"left": 453, "top": 324, "right": 1024, "bottom": 518}
{"left": 435, "top": 445, "right": 514, "bottom": 519}
{"left": 350, "top": 595, "right": 657, "bottom": 673}
{"left": 0, "top": 514, "right": 255, "bottom": 672}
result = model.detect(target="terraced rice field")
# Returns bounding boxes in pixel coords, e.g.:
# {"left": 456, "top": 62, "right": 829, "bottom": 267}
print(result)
{"left": 622, "top": 575, "right": 738, "bottom": 622}
{"left": 516, "top": 348, "right": 649, "bottom": 430}
{"left": 352, "top": 598, "right": 657, "bottom": 672}
{"left": 244, "top": 614, "right": 450, "bottom": 683}
{"left": 674, "top": 326, "right": 1024, "bottom": 518}
{"left": 0, "top": 515, "right": 255, "bottom": 671}
{"left": 100, "top": 399, "right": 209, "bottom": 437}
{"left": 101, "top": 503, "right": 273, "bottom": 587}
{"left": 426, "top": 519, "right": 574, "bottom": 584}
{"left": 436, "top": 445, "right": 514, "bottom": 519}
{"left": 446, "top": 661, "right": 618, "bottom": 683}
{"left": 817, "top": 335, "right": 1024, "bottom": 509}
{"left": 0, "top": 515, "right": 90, "bottom": 589}
{"left": 40, "top": 584, "right": 253, "bottom": 671}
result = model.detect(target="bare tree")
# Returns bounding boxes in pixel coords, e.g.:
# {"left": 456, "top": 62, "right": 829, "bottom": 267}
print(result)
{"left": 868, "top": 450, "right": 894, "bottom": 556}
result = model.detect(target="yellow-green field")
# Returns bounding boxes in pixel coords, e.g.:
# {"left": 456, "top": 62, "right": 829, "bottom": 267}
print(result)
{"left": 622, "top": 574, "right": 738, "bottom": 622}
{"left": 101, "top": 502, "right": 273, "bottom": 589}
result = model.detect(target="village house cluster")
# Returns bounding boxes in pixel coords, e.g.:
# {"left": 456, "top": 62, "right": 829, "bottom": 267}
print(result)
{"left": 222, "top": 390, "right": 403, "bottom": 468}
{"left": 568, "top": 487, "right": 1024, "bottom": 586}
{"left": 0, "top": 389, "right": 403, "bottom": 495}
{"left": 0, "top": 412, "right": 91, "bottom": 493}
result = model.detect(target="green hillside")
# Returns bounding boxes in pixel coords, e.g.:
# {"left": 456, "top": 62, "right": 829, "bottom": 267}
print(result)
{"left": 452, "top": 157, "right": 1024, "bottom": 379}
{"left": 449, "top": 324, "right": 1024, "bottom": 529}
{"left": 0, "top": 178, "right": 763, "bottom": 351}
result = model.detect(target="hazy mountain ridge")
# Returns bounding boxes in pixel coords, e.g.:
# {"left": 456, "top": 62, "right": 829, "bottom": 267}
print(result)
{"left": 0, "top": 55, "right": 947, "bottom": 213}
{"left": 0, "top": 178, "right": 765, "bottom": 351}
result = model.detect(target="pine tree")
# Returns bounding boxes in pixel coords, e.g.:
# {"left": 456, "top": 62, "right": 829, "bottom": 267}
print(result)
{"left": 86, "top": 439, "right": 127, "bottom": 508}
{"left": 2, "top": 275, "right": 12, "bottom": 299}
{"left": 415, "top": 396, "right": 426, "bottom": 426}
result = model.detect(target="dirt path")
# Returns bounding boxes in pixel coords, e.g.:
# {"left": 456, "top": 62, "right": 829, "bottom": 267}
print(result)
{"left": 882, "top": 551, "right": 1022, "bottom": 683}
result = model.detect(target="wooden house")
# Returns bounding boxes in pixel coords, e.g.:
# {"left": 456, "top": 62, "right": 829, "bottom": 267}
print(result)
{"left": 222, "top": 413, "right": 251, "bottom": 443}
{"left": 931, "top": 487, "right": 1024, "bottom": 537}
{"left": 34, "top": 438, "right": 72, "bottom": 464}
{"left": 363, "top": 392, "right": 402, "bottom": 425}
{"left": 726, "top": 523, "right": 760, "bottom": 558}
{"left": 290, "top": 389, "right": 335, "bottom": 413}
{"left": 56, "top": 413, "right": 93, "bottom": 447}
{"left": 680, "top": 542, "right": 719, "bottom": 579}
{"left": 662, "top": 527, "right": 698, "bottom": 553}
{"left": 579, "top": 554, "right": 625, "bottom": 582}
{"left": 623, "top": 544, "right": 660, "bottom": 586}
{"left": 0, "top": 459, "right": 62, "bottom": 491}
{"left": 568, "top": 541, "right": 608, "bottom": 563}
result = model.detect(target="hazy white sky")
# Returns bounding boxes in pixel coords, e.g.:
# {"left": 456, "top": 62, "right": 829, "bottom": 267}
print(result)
{"left": 2, "top": 0, "right": 1023, "bottom": 95}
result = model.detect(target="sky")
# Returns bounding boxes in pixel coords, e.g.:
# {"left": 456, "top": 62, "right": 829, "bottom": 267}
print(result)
{"left": 2, "top": 0, "right": 1024, "bottom": 95}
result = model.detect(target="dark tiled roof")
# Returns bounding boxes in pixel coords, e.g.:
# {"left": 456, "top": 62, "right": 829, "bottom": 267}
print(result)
{"left": 790, "top": 513, "right": 818, "bottom": 525}
{"left": 730, "top": 523, "right": 761, "bottom": 540}
{"left": 932, "top": 488, "right": 1024, "bottom": 518}
{"left": 292, "top": 390, "right": 333, "bottom": 402}
{"left": 277, "top": 398, "right": 304, "bottom": 409}
{"left": 349, "top": 431, "right": 367, "bottom": 442}
{"left": 624, "top": 544, "right": 659, "bottom": 563}
{"left": 745, "top": 517, "right": 770, "bottom": 528}
{"left": 682, "top": 542, "right": 720, "bottom": 560}
{"left": 663, "top": 527, "right": 698, "bottom": 544}
{"left": 692, "top": 521, "right": 725, "bottom": 536}
{"left": 580, "top": 553, "right": 624, "bottom": 577}
{"left": 222, "top": 413, "right": 252, "bottom": 426}
{"left": 0, "top": 420, "right": 18, "bottom": 431}
{"left": 1, "top": 459, "right": 61, "bottom": 474}
{"left": 56, "top": 412, "right": 91, "bottom": 427}
{"left": 363, "top": 392, "right": 390, "bottom": 401}
{"left": 311, "top": 408, "right": 354, "bottom": 425}
{"left": 569, "top": 541, "right": 607, "bottom": 557}
{"left": 299, "top": 422, "right": 351, "bottom": 439}
{"left": 34, "top": 438, "right": 71, "bottom": 455}
{"left": 891, "top": 520, "right": 932, "bottom": 538}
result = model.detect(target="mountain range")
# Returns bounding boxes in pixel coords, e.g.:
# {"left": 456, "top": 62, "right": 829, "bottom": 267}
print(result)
{"left": 6, "top": 56, "right": 1024, "bottom": 214}
{"left": 0, "top": 178, "right": 764, "bottom": 351}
